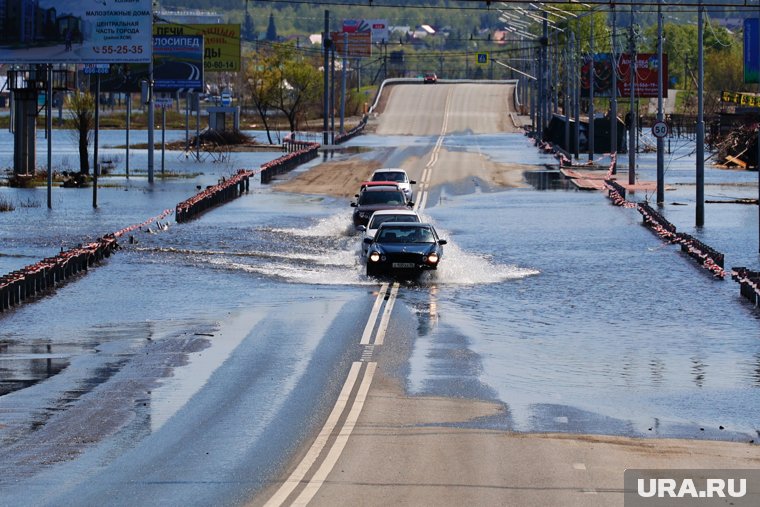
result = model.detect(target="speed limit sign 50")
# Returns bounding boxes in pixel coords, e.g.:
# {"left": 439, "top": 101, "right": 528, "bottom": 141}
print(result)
{"left": 652, "top": 121, "right": 668, "bottom": 138}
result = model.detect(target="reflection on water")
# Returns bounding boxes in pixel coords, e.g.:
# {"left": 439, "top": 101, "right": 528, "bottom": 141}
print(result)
{"left": 523, "top": 170, "right": 567, "bottom": 190}
{"left": 407, "top": 161, "right": 760, "bottom": 440}
{"left": 0, "top": 342, "right": 69, "bottom": 396}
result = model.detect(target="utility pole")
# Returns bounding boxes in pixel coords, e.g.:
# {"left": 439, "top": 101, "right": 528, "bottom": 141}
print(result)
{"left": 330, "top": 41, "right": 336, "bottom": 145}
{"left": 148, "top": 61, "right": 154, "bottom": 184}
{"left": 46, "top": 65, "right": 52, "bottom": 209}
{"left": 589, "top": 19, "right": 595, "bottom": 161}
{"left": 542, "top": 11, "right": 549, "bottom": 135}
{"left": 531, "top": 55, "right": 537, "bottom": 132}
{"left": 537, "top": 21, "right": 545, "bottom": 137}
{"left": 628, "top": 5, "right": 636, "bottom": 185}
{"left": 696, "top": 0, "right": 705, "bottom": 226}
{"left": 656, "top": 0, "right": 665, "bottom": 204}
{"left": 573, "top": 30, "right": 580, "bottom": 159}
{"left": 323, "top": 10, "right": 330, "bottom": 146}
{"left": 565, "top": 43, "right": 570, "bottom": 152}
{"left": 93, "top": 73, "right": 100, "bottom": 208}
{"left": 126, "top": 93, "right": 130, "bottom": 178}
{"left": 547, "top": 32, "right": 553, "bottom": 115}
{"left": 611, "top": 4, "right": 618, "bottom": 173}
{"left": 340, "top": 32, "right": 347, "bottom": 134}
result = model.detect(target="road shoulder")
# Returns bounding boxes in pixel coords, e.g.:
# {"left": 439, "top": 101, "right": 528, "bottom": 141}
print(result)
{"left": 308, "top": 367, "right": 760, "bottom": 507}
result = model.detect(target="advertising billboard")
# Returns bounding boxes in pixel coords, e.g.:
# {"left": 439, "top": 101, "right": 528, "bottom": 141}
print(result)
{"left": 331, "top": 31, "right": 371, "bottom": 58}
{"left": 744, "top": 18, "right": 760, "bottom": 83}
{"left": 722, "top": 90, "right": 760, "bottom": 107}
{"left": 580, "top": 53, "right": 614, "bottom": 97}
{"left": 0, "top": 0, "right": 152, "bottom": 64}
{"left": 581, "top": 53, "right": 668, "bottom": 98}
{"left": 153, "top": 24, "right": 241, "bottom": 72}
{"left": 153, "top": 35, "right": 204, "bottom": 93}
{"left": 96, "top": 24, "right": 238, "bottom": 93}
{"left": 342, "top": 19, "right": 389, "bottom": 44}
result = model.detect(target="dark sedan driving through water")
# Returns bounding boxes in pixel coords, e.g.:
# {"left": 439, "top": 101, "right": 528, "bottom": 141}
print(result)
{"left": 364, "top": 222, "right": 446, "bottom": 277}
{"left": 351, "top": 187, "right": 413, "bottom": 227}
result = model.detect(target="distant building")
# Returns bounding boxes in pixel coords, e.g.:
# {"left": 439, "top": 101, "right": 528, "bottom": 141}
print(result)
{"left": 1, "top": 0, "right": 80, "bottom": 45}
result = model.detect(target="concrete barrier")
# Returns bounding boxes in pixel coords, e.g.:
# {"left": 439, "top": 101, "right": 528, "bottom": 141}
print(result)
{"left": 0, "top": 236, "right": 118, "bottom": 313}
{"left": 731, "top": 267, "right": 760, "bottom": 307}
{"left": 175, "top": 169, "right": 254, "bottom": 223}
{"left": 260, "top": 141, "right": 319, "bottom": 184}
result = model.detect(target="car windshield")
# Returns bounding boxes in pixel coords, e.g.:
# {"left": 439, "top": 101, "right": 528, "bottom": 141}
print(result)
{"left": 377, "top": 226, "right": 434, "bottom": 243}
{"left": 372, "top": 172, "right": 406, "bottom": 183}
{"left": 358, "top": 191, "right": 405, "bottom": 205}
{"left": 368, "top": 215, "right": 419, "bottom": 229}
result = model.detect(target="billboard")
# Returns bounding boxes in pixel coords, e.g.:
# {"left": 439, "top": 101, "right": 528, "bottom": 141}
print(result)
{"left": 342, "top": 19, "right": 389, "bottom": 44}
{"left": 581, "top": 53, "right": 668, "bottom": 98}
{"left": 580, "top": 53, "right": 614, "bottom": 97}
{"left": 722, "top": 90, "right": 760, "bottom": 107}
{"left": 153, "top": 35, "right": 204, "bottom": 93}
{"left": 0, "top": 0, "right": 152, "bottom": 64}
{"left": 153, "top": 24, "right": 241, "bottom": 72}
{"left": 89, "top": 63, "right": 149, "bottom": 94}
{"left": 744, "top": 18, "right": 760, "bottom": 83}
{"left": 331, "top": 32, "right": 371, "bottom": 58}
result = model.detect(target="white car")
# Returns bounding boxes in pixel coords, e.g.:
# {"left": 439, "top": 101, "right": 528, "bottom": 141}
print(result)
{"left": 357, "top": 209, "right": 421, "bottom": 256}
{"left": 370, "top": 168, "right": 416, "bottom": 202}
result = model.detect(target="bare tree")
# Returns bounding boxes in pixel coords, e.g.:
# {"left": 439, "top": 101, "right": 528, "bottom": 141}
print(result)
{"left": 66, "top": 91, "right": 95, "bottom": 175}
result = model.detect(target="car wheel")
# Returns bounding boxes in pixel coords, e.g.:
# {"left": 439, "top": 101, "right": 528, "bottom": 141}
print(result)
{"left": 366, "top": 265, "right": 377, "bottom": 277}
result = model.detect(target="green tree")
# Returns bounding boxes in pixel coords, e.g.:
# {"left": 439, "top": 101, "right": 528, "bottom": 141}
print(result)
{"left": 244, "top": 0, "right": 255, "bottom": 42}
{"left": 245, "top": 51, "right": 279, "bottom": 143}
{"left": 277, "top": 55, "right": 322, "bottom": 132}
{"left": 266, "top": 12, "right": 278, "bottom": 42}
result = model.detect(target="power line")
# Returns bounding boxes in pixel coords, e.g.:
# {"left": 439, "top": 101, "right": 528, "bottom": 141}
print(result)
{"left": 254, "top": 0, "right": 760, "bottom": 9}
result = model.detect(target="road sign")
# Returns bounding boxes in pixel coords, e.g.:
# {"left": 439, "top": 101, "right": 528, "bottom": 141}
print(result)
{"left": 83, "top": 64, "right": 111, "bottom": 75}
{"left": 476, "top": 52, "right": 488, "bottom": 65}
{"left": 155, "top": 97, "right": 174, "bottom": 108}
{"left": 652, "top": 120, "right": 668, "bottom": 139}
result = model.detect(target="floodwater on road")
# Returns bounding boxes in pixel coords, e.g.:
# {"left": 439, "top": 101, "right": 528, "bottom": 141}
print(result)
{"left": 0, "top": 127, "right": 759, "bottom": 503}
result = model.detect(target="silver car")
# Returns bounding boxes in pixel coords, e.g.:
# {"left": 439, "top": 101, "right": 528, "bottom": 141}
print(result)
{"left": 370, "top": 168, "right": 416, "bottom": 202}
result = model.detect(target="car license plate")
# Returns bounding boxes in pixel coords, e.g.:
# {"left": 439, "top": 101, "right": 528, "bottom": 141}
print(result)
{"left": 392, "top": 262, "right": 415, "bottom": 268}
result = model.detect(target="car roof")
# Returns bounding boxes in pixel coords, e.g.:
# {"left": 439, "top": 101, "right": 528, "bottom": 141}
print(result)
{"left": 360, "top": 180, "right": 400, "bottom": 187}
{"left": 378, "top": 222, "right": 432, "bottom": 229}
{"left": 372, "top": 168, "right": 408, "bottom": 173}
{"left": 361, "top": 186, "right": 405, "bottom": 193}
{"left": 370, "top": 209, "right": 419, "bottom": 217}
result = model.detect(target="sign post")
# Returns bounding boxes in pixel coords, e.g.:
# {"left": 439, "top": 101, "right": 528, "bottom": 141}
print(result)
{"left": 652, "top": 120, "right": 668, "bottom": 139}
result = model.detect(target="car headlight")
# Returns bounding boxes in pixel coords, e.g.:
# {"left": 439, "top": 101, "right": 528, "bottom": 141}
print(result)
{"left": 426, "top": 253, "right": 439, "bottom": 264}
{"left": 369, "top": 252, "right": 381, "bottom": 262}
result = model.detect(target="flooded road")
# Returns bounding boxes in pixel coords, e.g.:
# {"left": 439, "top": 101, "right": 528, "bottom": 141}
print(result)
{"left": 1, "top": 98, "right": 759, "bottom": 504}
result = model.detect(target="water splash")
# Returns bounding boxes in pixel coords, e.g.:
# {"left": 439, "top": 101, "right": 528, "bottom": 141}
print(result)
{"left": 269, "top": 210, "right": 356, "bottom": 238}
{"left": 434, "top": 240, "right": 540, "bottom": 285}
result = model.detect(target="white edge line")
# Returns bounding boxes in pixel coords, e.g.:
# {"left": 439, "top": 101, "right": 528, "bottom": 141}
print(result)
{"left": 263, "top": 361, "right": 364, "bottom": 507}
{"left": 374, "top": 283, "right": 399, "bottom": 346}
{"left": 291, "top": 362, "right": 377, "bottom": 507}
{"left": 359, "top": 283, "right": 388, "bottom": 345}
